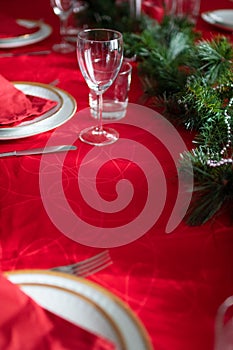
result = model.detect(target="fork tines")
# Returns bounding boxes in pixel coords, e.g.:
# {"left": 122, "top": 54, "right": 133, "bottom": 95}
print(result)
{"left": 51, "top": 250, "right": 112, "bottom": 277}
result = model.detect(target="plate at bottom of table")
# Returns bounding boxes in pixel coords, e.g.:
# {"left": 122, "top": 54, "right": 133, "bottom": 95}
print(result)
{"left": 5, "top": 269, "right": 153, "bottom": 350}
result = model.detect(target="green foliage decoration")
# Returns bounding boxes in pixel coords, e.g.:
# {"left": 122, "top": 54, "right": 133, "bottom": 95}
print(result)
{"left": 75, "top": 0, "right": 144, "bottom": 33}
{"left": 123, "top": 15, "right": 233, "bottom": 225}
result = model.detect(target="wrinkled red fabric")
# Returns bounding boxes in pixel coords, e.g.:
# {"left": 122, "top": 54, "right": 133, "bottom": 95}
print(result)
{"left": 0, "top": 75, "right": 58, "bottom": 125}
{"left": 142, "top": 1, "right": 165, "bottom": 22}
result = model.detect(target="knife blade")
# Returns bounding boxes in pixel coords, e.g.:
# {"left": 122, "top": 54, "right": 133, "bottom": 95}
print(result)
{"left": 0, "top": 145, "right": 77, "bottom": 158}
{"left": 0, "top": 50, "right": 51, "bottom": 58}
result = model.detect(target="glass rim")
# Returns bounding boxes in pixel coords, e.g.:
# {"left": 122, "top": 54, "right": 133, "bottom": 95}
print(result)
{"left": 77, "top": 28, "right": 123, "bottom": 42}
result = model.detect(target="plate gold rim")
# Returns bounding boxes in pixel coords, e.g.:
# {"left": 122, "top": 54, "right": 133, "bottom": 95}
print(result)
{"left": 5, "top": 269, "right": 153, "bottom": 350}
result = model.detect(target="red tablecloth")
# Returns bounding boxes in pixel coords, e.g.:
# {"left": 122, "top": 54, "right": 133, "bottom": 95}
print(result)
{"left": 0, "top": 0, "right": 233, "bottom": 349}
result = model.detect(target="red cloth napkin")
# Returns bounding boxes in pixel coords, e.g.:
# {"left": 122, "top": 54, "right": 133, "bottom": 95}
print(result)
{"left": 0, "top": 15, "right": 39, "bottom": 38}
{"left": 142, "top": 0, "right": 166, "bottom": 22}
{"left": 0, "top": 75, "right": 58, "bottom": 126}
{"left": 0, "top": 273, "right": 115, "bottom": 350}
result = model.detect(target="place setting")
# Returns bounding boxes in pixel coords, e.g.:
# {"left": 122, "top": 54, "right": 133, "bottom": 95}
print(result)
{"left": 0, "top": 22, "right": 154, "bottom": 349}
{"left": 0, "top": 271, "right": 117, "bottom": 350}
{"left": 3, "top": 269, "right": 153, "bottom": 350}
{"left": 0, "top": 74, "right": 77, "bottom": 140}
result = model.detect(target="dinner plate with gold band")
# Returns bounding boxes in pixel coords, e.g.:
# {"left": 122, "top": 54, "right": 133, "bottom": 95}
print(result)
{"left": 0, "top": 82, "right": 77, "bottom": 140}
{"left": 201, "top": 9, "right": 233, "bottom": 31}
{"left": 5, "top": 270, "right": 153, "bottom": 350}
{"left": 0, "top": 19, "right": 52, "bottom": 48}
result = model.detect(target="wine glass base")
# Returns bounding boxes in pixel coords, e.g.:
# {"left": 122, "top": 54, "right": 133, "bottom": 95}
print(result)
{"left": 52, "top": 42, "right": 75, "bottom": 54}
{"left": 79, "top": 126, "right": 119, "bottom": 146}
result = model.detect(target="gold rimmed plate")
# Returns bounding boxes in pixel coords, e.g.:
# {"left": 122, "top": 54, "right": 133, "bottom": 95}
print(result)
{"left": 5, "top": 269, "right": 153, "bottom": 350}
{"left": 0, "top": 19, "right": 52, "bottom": 48}
{"left": 0, "top": 82, "right": 77, "bottom": 140}
{"left": 201, "top": 9, "right": 233, "bottom": 31}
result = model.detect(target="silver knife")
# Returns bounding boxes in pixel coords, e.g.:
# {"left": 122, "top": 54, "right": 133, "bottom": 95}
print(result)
{"left": 0, "top": 145, "right": 77, "bottom": 158}
{"left": 0, "top": 50, "right": 51, "bottom": 58}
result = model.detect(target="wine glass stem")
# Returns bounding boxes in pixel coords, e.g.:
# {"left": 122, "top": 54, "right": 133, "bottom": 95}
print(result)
{"left": 96, "top": 92, "right": 103, "bottom": 132}
{"left": 60, "top": 16, "right": 69, "bottom": 43}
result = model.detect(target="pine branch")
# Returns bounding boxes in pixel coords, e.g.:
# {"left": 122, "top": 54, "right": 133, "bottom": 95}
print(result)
{"left": 197, "top": 36, "right": 233, "bottom": 84}
{"left": 180, "top": 149, "right": 233, "bottom": 225}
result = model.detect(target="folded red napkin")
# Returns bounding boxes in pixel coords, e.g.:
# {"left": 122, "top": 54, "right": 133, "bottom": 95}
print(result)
{"left": 0, "top": 75, "right": 58, "bottom": 126}
{"left": 142, "top": 1, "right": 165, "bottom": 22}
{"left": 0, "top": 15, "right": 39, "bottom": 38}
{"left": 0, "top": 273, "right": 115, "bottom": 350}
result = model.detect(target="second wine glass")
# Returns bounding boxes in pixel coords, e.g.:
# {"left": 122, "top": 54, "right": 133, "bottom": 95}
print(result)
{"left": 77, "top": 29, "right": 123, "bottom": 146}
{"left": 50, "top": 0, "right": 75, "bottom": 53}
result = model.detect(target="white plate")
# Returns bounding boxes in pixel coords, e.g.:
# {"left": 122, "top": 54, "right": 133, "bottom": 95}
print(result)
{"left": 201, "top": 9, "right": 233, "bottom": 31}
{"left": 0, "top": 82, "right": 77, "bottom": 139}
{"left": 5, "top": 270, "right": 153, "bottom": 350}
{"left": 0, "top": 19, "right": 52, "bottom": 48}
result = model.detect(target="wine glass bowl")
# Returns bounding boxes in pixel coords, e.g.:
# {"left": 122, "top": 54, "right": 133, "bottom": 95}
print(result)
{"left": 77, "top": 29, "right": 123, "bottom": 146}
{"left": 50, "top": 0, "right": 75, "bottom": 53}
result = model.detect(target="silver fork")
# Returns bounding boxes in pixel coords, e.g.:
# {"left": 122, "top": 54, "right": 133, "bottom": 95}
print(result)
{"left": 50, "top": 250, "right": 112, "bottom": 277}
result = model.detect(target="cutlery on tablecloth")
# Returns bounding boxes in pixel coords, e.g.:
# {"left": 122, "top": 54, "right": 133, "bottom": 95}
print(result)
{"left": 51, "top": 250, "right": 112, "bottom": 277}
{"left": 0, "top": 50, "right": 51, "bottom": 58}
{"left": 0, "top": 145, "right": 77, "bottom": 158}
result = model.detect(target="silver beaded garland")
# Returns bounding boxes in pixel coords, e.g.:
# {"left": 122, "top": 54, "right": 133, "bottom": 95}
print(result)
{"left": 207, "top": 84, "right": 232, "bottom": 167}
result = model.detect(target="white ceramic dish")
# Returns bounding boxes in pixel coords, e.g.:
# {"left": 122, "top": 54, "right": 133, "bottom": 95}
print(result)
{"left": 0, "top": 19, "right": 52, "bottom": 48}
{"left": 5, "top": 270, "right": 153, "bottom": 350}
{"left": 0, "top": 82, "right": 77, "bottom": 140}
{"left": 201, "top": 9, "right": 233, "bottom": 31}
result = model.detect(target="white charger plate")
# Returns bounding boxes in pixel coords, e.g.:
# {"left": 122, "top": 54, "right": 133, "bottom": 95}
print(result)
{"left": 201, "top": 9, "right": 233, "bottom": 31}
{"left": 5, "top": 270, "right": 153, "bottom": 350}
{"left": 0, "top": 82, "right": 77, "bottom": 139}
{"left": 0, "top": 19, "right": 52, "bottom": 48}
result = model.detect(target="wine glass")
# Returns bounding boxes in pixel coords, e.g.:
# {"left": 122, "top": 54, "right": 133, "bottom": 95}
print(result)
{"left": 77, "top": 29, "right": 123, "bottom": 146}
{"left": 65, "top": 1, "right": 89, "bottom": 43}
{"left": 50, "top": 0, "right": 75, "bottom": 53}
